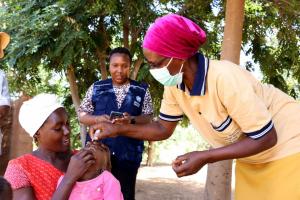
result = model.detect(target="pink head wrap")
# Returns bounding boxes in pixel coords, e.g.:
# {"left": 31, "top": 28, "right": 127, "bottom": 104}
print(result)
{"left": 142, "top": 13, "right": 206, "bottom": 59}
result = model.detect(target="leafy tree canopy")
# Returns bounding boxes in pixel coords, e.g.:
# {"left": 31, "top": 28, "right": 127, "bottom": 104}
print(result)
{"left": 0, "top": 0, "right": 299, "bottom": 146}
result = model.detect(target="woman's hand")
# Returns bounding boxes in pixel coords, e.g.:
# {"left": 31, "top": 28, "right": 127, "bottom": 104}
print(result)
{"left": 172, "top": 151, "right": 209, "bottom": 177}
{"left": 64, "top": 149, "right": 95, "bottom": 182}
{"left": 112, "top": 112, "right": 131, "bottom": 124}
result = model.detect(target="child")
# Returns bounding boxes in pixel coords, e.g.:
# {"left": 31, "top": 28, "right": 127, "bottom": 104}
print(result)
{"left": 0, "top": 177, "right": 13, "bottom": 200}
{"left": 57, "top": 142, "right": 123, "bottom": 200}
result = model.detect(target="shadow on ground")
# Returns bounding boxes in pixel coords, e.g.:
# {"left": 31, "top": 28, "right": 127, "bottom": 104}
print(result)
{"left": 136, "top": 177, "right": 205, "bottom": 200}
{"left": 135, "top": 164, "right": 206, "bottom": 200}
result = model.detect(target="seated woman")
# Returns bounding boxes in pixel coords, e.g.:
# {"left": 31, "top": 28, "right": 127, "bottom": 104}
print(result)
{"left": 4, "top": 94, "right": 95, "bottom": 200}
{"left": 54, "top": 142, "right": 123, "bottom": 200}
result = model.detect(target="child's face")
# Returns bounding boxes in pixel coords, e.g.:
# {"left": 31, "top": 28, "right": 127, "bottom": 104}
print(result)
{"left": 85, "top": 142, "right": 111, "bottom": 172}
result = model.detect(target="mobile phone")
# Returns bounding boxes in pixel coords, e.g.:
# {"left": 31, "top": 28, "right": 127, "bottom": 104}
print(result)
{"left": 110, "top": 111, "right": 124, "bottom": 120}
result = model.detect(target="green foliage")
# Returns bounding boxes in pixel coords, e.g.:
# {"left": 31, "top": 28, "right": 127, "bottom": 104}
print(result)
{"left": 0, "top": 0, "right": 299, "bottom": 149}
{"left": 0, "top": 0, "right": 165, "bottom": 148}
{"left": 243, "top": 0, "right": 300, "bottom": 95}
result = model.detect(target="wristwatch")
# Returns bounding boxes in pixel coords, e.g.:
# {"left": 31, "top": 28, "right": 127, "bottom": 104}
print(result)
{"left": 130, "top": 117, "right": 136, "bottom": 124}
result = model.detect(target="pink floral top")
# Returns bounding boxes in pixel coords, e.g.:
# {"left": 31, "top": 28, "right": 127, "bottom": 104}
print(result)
{"left": 57, "top": 170, "right": 124, "bottom": 200}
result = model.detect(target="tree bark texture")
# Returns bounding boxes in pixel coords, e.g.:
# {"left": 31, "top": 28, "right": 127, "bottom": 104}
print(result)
{"left": 66, "top": 66, "right": 87, "bottom": 146}
{"left": 123, "top": 13, "right": 130, "bottom": 49}
{"left": 204, "top": 0, "right": 245, "bottom": 200}
{"left": 220, "top": 0, "right": 245, "bottom": 64}
{"left": 146, "top": 141, "right": 155, "bottom": 166}
{"left": 204, "top": 159, "right": 233, "bottom": 200}
{"left": 96, "top": 48, "right": 108, "bottom": 80}
{"left": 130, "top": 56, "right": 144, "bottom": 80}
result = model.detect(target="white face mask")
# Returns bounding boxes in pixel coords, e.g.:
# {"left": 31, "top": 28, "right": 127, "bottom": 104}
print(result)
{"left": 149, "top": 58, "right": 184, "bottom": 86}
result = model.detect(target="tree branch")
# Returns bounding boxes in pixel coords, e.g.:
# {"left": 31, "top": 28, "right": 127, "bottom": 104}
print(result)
{"left": 95, "top": 48, "right": 108, "bottom": 80}
{"left": 130, "top": 55, "right": 144, "bottom": 80}
{"left": 123, "top": 14, "right": 130, "bottom": 49}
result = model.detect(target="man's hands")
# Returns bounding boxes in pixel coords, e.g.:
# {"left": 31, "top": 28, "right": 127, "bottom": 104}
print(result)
{"left": 172, "top": 151, "right": 210, "bottom": 177}
{"left": 89, "top": 122, "right": 120, "bottom": 141}
{"left": 111, "top": 112, "right": 131, "bottom": 124}
{"left": 90, "top": 112, "right": 132, "bottom": 141}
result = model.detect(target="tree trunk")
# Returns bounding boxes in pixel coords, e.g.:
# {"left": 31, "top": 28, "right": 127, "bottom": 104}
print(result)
{"left": 221, "top": 0, "right": 245, "bottom": 63}
{"left": 130, "top": 56, "right": 144, "bottom": 80}
{"left": 204, "top": 0, "right": 245, "bottom": 200}
{"left": 123, "top": 13, "right": 130, "bottom": 49}
{"left": 66, "top": 65, "right": 87, "bottom": 146}
{"left": 129, "top": 24, "right": 144, "bottom": 52}
{"left": 96, "top": 48, "right": 108, "bottom": 80}
{"left": 204, "top": 159, "right": 233, "bottom": 200}
{"left": 0, "top": 95, "right": 33, "bottom": 175}
{"left": 146, "top": 141, "right": 155, "bottom": 166}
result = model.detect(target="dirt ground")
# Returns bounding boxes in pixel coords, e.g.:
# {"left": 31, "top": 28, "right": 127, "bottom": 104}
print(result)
{"left": 135, "top": 164, "right": 207, "bottom": 200}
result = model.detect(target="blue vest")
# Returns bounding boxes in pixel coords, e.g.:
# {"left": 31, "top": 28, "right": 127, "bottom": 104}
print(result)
{"left": 88, "top": 78, "right": 148, "bottom": 168}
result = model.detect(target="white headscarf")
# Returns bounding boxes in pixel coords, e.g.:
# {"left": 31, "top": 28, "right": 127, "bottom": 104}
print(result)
{"left": 19, "top": 93, "right": 63, "bottom": 137}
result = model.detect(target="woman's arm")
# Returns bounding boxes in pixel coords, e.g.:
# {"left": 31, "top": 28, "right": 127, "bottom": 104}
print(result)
{"left": 78, "top": 112, "right": 110, "bottom": 126}
{"left": 13, "top": 187, "right": 34, "bottom": 200}
{"left": 172, "top": 127, "right": 277, "bottom": 177}
{"left": 78, "top": 84, "right": 110, "bottom": 126}
{"left": 90, "top": 119, "right": 177, "bottom": 141}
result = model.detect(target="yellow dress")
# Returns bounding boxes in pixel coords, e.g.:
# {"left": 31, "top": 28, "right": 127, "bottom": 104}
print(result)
{"left": 235, "top": 152, "right": 300, "bottom": 200}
